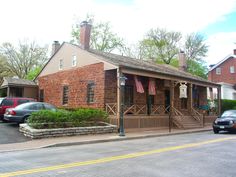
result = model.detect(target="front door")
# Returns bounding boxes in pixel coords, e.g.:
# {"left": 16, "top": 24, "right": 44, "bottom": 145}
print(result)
{"left": 165, "top": 90, "right": 170, "bottom": 112}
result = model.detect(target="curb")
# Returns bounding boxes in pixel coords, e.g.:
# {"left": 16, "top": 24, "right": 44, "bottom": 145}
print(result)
{"left": 43, "top": 128, "right": 212, "bottom": 148}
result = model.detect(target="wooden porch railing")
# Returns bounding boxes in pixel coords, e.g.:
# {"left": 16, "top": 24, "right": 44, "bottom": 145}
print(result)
{"left": 105, "top": 103, "right": 117, "bottom": 115}
{"left": 105, "top": 103, "right": 169, "bottom": 116}
{"left": 191, "top": 108, "right": 203, "bottom": 126}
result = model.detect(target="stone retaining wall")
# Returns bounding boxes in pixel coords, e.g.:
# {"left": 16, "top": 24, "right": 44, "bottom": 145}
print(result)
{"left": 19, "top": 123, "right": 117, "bottom": 139}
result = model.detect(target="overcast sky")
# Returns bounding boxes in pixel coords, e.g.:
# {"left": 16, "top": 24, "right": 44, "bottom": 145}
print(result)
{"left": 1, "top": 0, "right": 236, "bottom": 65}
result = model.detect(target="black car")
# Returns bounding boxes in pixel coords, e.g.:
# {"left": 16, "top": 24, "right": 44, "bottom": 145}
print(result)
{"left": 213, "top": 110, "right": 236, "bottom": 134}
{"left": 3, "top": 102, "right": 56, "bottom": 123}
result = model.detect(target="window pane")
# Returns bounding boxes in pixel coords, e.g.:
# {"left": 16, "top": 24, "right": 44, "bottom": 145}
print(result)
{"left": 1, "top": 99, "right": 14, "bottom": 106}
{"left": 87, "top": 83, "right": 95, "bottom": 103}
{"left": 39, "top": 89, "right": 44, "bottom": 102}
{"left": 17, "top": 99, "right": 29, "bottom": 105}
{"left": 62, "top": 86, "right": 69, "bottom": 105}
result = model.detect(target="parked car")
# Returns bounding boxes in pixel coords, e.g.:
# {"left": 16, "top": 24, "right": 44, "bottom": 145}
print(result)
{"left": 213, "top": 110, "right": 236, "bottom": 134}
{"left": 3, "top": 102, "right": 56, "bottom": 123}
{"left": 0, "top": 97, "right": 35, "bottom": 120}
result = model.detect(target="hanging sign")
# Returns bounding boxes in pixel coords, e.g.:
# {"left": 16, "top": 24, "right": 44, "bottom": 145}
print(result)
{"left": 179, "top": 83, "right": 187, "bottom": 98}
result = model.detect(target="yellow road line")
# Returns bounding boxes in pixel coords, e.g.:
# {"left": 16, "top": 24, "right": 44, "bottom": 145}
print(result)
{"left": 0, "top": 136, "right": 235, "bottom": 177}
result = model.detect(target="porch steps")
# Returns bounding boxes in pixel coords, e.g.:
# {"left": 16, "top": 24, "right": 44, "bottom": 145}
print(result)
{"left": 173, "top": 116, "right": 202, "bottom": 129}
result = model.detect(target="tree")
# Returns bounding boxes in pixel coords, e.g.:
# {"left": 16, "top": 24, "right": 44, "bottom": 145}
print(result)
{"left": 141, "top": 28, "right": 182, "bottom": 64}
{"left": 71, "top": 17, "right": 124, "bottom": 53}
{"left": 184, "top": 33, "right": 208, "bottom": 61}
{"left": 0, "top": 41, "right": 48, "bottom": 79}
{"left": 0, "top": 55, "right": 13, "bottom": 81}
{"left": 187, "top": 60, "right": 208, "bottom": 79}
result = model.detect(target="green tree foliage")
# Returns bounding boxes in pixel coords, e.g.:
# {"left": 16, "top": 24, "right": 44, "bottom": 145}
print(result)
{"left": 184, "top": 33, "right": 208, "bottom": 61}
{"left": 187, "top": 60, "right": 208, "bottom": 79}
{"left": 0, "top": 55, "right": 13, "bottom": 81}
{"left": 26, "top": 66, "right": 42, "bottom": 80}
{"left": 0, "top": 41, "right": 48, "bottom": 79}
{"left": 71, "top": 17, "right": 124, "bottom": 53}
{"left": 141, "top": 28, "right": 182, "bottom": 64}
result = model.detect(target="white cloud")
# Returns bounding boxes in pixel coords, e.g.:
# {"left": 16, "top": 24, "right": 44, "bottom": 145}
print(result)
{"left": 0, "top": 0, "right": 236, "bottom": 63}
{"left": 206, "top": 32, "right": 236, "bottom": 64}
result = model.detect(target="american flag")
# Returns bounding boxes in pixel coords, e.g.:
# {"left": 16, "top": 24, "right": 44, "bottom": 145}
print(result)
{"left": 148, "top": 78, "right": 156, "bottom": 95}
{"left": 134, "top": 75, "right": 144, "bottom": 93}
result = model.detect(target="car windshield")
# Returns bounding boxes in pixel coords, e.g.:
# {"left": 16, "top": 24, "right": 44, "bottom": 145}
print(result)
{"left": 221, "top": 111, "right": 236, "bottom": 118}
{"left": 0, "top": 98, "right": 4, "bottom": 105}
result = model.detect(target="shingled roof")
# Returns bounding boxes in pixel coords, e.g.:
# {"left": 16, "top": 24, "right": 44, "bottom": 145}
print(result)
{"left": 87, "top": 48, "right": 218, "bottom": 86}
{"left": 1, "top": 77, "right": 37, "bottom": 88}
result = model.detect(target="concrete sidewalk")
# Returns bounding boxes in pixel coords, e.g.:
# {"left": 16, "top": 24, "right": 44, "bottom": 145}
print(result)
{"left": 0, "top": 126, "right": 213, "bottom": 153}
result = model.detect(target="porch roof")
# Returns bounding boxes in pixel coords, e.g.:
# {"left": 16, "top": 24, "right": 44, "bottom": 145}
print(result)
{"left": 88, "top": 49, "right": 219, "bottom": 87}
{"left": 0, "top": 77, "right": 37, "bottom": 88}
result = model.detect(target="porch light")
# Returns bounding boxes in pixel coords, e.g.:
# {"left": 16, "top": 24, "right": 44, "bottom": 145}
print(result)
{"left": 119, "top": 75, "right": 127, "bottom": 136}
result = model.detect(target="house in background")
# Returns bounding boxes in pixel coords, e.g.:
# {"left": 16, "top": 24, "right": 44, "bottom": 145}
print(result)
{"left": 0, "top": 77, "right": 38, "bottom": 99}
{"left": 208, "top": 49, "right": 236, "bottom": 100}
{"left": 35, "top": 21, "right": 220, "bottom": 131}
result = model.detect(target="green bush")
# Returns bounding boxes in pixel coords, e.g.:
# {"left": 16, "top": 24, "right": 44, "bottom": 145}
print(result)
{"left": 27, "top": 108, "right": 108, "bottom": 129}
{"left": 221, "top": 99, "right": 236, "bottom": 113}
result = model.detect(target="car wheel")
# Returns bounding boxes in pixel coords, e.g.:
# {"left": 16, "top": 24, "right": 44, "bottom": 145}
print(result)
{"left": 23, "top": 116, "right": 29, "bottom": 123}
{"left": 213, "top": 129, "right": 219, "bottom": 134}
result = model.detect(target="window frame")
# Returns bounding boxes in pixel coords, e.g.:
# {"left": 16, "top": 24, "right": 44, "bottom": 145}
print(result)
{"left": 72, "top": 55, "right": 77, "bottom": 67}
{"left": 62, "top": 86, "right": 69, "bottom": 105}
{"left": 39, "top": 89, "right": 44, "bottom": 102}
{"left": 216, "top": 67, "right": 221, "bottom": 75}
{"left": 230, "top": 66, "right": 235, "bottom": 73}
{"left": 59, "top": 59, "right": 63, "bottom": 70}
{"left": 87, "top": 82, "right": 95, "bottom": 104}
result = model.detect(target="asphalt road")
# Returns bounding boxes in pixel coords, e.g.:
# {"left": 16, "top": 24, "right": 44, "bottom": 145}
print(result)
{"left": 0, "top": 121, "right": 29, "bottom": 144}
{"left": 0, "top": 131, "right": 235, "bottom": 177}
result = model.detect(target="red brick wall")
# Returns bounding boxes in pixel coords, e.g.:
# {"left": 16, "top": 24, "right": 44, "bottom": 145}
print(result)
{"left": 208, "top": 57, "right": 236, "bottom": 84}
{"left": 38, "top": 63, "right": 105, "bottom": 108}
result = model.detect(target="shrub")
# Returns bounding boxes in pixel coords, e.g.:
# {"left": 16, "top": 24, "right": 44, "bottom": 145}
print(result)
{"left": 27, "top": 108, "right": 108, "bottom": 129}
{"left": 221, "top": 99, "right": 236, "bottom": 113}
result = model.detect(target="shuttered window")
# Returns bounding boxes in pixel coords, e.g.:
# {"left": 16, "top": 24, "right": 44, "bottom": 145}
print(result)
{"left": 62, "top": 86, "right": 69, "bottom": 105}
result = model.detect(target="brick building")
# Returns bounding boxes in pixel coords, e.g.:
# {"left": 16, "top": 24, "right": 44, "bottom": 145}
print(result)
{"left": 208, "top": 49, "right": 236, "bottom": 100}
{"left": 36, "top": 21, "right": 220, "bottom": 130}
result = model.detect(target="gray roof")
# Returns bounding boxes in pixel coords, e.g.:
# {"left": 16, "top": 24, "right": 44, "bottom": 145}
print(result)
{"left": 1, "top": 77, "right": 37, "bottom": 88}
{"left": 88, "top": 48, "right": 218, "bottom": 86}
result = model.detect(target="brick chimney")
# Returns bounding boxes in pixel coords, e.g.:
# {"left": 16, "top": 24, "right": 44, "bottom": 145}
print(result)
{"left": 51, "top": 41, "right": 60, "bottom": 56}
{"left": 178, "top": 50, "right": 187, "bottom": 71}
{"left": 233, "top": 49, "right": 236, "bottom": 55}
{"left": 80, "top": 21, "right": 92, "bottom": 50}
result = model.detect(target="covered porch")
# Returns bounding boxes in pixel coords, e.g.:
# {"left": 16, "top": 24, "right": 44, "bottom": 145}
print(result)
{"left": 104, "top": 68, "right": 220, "bottom": 131}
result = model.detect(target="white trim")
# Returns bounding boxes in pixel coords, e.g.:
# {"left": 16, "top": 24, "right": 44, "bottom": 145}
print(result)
{"left": 209, "top": 54, "right": 236, "bottom": 71}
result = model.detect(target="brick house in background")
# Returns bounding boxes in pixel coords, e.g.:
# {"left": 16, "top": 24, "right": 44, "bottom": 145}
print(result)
{"left": 208, "top": 49, "right": 236, "bottom": 100}
{"left": 35, "top": 21, "right": 220, "bottom": 131}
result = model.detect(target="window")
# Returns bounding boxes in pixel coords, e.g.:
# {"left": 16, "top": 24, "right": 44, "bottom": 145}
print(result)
{"left": 72, "top": 55, "right": 77, "bottom": 67}
{"left": 87, "top": 83, "right": 95, "bottom": 103}
{"left": 17, "top": 99, "right": 30, "bottom": 105}
{"left": 39, "top": 89, "right": 44, "bottom": 102}
{"left": 230, "top": 66, "right": 235, "bottom": 73}
{"left": 62, "top": 86, "right": 69, "bottom": 105}
{"left": 216, "top": 67, "right": 221, "bottom": 75}
{"left": 29, "top": 103, "right": 44, "bottom": 110}
{"left": 59, "top": 59, "right": 63, "bottom": 70}
{"left": 1, "top": 99, "right": 14, "bottom": 106}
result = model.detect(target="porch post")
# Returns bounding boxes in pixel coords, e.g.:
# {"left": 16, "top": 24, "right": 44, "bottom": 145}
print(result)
{"left": 189, "top": 83, "right": 193, "bottom": 112}
{"left": 117, "top": 69, "right": 121, "bottom": 127}
{"left": 7, "top": 86, "right": 10, "bottom": 97}
{"left": 169, "top": 81, "right": 175, "bottom": 132}
{"left": 217, "top": 86, "right": 222, "bottom": 115}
